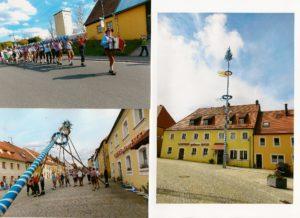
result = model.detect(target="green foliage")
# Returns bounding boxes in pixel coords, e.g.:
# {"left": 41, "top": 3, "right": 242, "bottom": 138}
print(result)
{"left": 18, "top": 39, "right": 29, "bottom": 46}
{"left": 28, "top": 36, "right": 42, "bottom": 44}
{"left": 0, "top": 41, "right": 14, "bottom": 49}
{"left": 72, "top": 39, "right": 140, "bottom": 56}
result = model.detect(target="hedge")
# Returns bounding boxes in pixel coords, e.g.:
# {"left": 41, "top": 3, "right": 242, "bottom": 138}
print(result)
{"left": 72, "top": 39, "right": 141, "bottom": 56}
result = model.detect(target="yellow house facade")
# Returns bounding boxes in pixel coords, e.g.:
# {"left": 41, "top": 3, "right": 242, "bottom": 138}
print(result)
{"left": 85, "top": 0, "right": 150, "bottom": 40}
{"left": 161, "top": 103, "right": 261, "bottom": 168}
{"left": 97, "top": 138, "right": 111, "bottom": 178}
{"left": 254, "top": 108, "right": 294, "bottom": 171}
{"left": 107, "top": 109, "right": 149, "bottom": 190}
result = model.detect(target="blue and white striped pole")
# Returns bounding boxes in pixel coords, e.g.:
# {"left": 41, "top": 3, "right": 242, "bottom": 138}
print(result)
{"left": 0, "top": 134, "right": 61, "bottom": 216}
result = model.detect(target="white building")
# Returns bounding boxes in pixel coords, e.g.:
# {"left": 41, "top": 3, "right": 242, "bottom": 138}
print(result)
{"left": 54, "top": 10, "right": 73, "bottom": 36}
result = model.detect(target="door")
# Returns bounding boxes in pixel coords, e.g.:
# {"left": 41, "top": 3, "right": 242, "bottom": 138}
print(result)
{"left": 178, "top": 148, "right": 185, "bottom": 160}
{"left": 117, "top": 162, "right": 122, "bottom": 180}
{"left": 256, "top": 154, "right": 262, "bottom": 169}
{"left": 217, "top": 150, "right": 224, "bottom": 165}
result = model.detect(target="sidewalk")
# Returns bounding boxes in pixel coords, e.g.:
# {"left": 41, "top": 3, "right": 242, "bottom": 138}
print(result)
{"left": 74, "top": 55, "right": 150, "bottom": 64}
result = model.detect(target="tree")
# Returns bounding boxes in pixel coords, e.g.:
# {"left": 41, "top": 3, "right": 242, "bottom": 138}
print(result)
{"left": 1, "top": 41, "right": 14, "bottom": 48}
{"left": 74, "top": 2, "right": 86, "bottom": 34}
{"left": 18, "top": 39, "right": 29, "bottom": 45}
{"left": 28, "top": 36, "right": 42, "bottom": 44}
{"left": 48, "top": 18, "right": 56, "bottom": 39}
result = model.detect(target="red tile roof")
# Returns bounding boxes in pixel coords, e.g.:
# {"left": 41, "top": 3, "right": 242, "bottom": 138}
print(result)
{"left": 84, "top": 0, "right": 120, "bottom": 26}
{"left": 167, "top": 104, "right": 260, "bottom": 131}
{"left": 157, "top": 105, "right": 176, "bottom": 129}
{"left": 255, "top": 110, "right": 294, "bottom": 134}
{"left": 0, "top": 141, "right": 33, "bottom": 163}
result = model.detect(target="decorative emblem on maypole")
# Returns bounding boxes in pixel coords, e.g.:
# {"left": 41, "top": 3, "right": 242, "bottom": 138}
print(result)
{"left": 52, "top": 120, "right": 72, "bottom": 146}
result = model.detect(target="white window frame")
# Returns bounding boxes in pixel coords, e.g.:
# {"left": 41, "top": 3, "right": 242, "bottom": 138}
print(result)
{"left": 203, "top": 148, "right": 208, "bottom": 156}
{"left": 125, "top": 155, "right": 133, "bottom": 175}
{"left": 230, "top": 150, "right": 237, "bottom": 160}
{"left": 167, "top": 147, "right": 172, "bottom": 154}
{"left": 133, "top": 109, "right": 144, "bottom": 128}
{"left": 191, "top": 147, "right": 197, "bottom": 155}
{"left": 181, "top": 133, "right": 187, "bottom": 140}
{"left": 242, "top": 132, "right": 249, "bottom": 140}
{"left": 218, "top": 131, "right": 225, "bottom": 140}
{"left": 229, "top": 132, "right": 236, "bottom": 140}
{"left": 259, "top": 137, "right": 266, "bottom": 146}
{"left": 273, "top": 137, "right": 281, "bottom": 147}
{"left": 137, "top": 145, "right": 149, "bottom": 175}
{"left": 239, "top": 150, "right": 248, "bottom": 160}
{"left": 203, "top": 132, "right": 210, "bottom": 140}
{"left": 122, "top": 120, "right": 129, "bottom": 140}
{"left": 271, "top": 154, "right": 285, "bottom": 164}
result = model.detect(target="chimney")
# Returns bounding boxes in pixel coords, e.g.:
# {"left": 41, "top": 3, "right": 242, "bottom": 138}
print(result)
{"left": 255, "top": 100, "right": 259, "bottom": 105}
{"left": 285, "top": 103, "right": 288, "bottom": 116}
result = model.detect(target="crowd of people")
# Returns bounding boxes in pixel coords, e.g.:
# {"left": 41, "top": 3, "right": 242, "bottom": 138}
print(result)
{"left": 0, "top": 176, "right": 21, "bottom": 191}
{"left": 0, "top": 35, "right": 87, "bottom": 67}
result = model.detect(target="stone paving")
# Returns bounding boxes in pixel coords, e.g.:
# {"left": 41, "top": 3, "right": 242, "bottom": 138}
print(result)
{"left": 157, "top": 158, "right": 293, "bottom": 204}
{"left": 2, "top": 178, "right": 148, "bottom": 217}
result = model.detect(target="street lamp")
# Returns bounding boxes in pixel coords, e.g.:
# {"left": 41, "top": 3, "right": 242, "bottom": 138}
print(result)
{"left": 218, "top": 47, "right": 233, "bottom": 168}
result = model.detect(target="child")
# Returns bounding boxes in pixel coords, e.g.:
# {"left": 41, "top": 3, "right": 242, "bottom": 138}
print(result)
{"left": 66, "top": 39, "right": 74, "bottom": 66}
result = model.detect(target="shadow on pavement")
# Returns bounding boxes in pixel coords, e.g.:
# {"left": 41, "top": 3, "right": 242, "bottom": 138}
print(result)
{"left": 126, "top": 63, "right": 149, "bottom": 66}
{"left": 53, "top": 72, "right": 112, "bottom": 80}
{"left": 8, "top": 62, "right": 82, "bottom": 73}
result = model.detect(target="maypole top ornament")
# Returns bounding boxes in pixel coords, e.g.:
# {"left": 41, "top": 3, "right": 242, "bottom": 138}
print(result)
{"left": 225, "top": 47, "right": 233, "bottom": 62}
{"left": 52, "top": 120, "right": 72, "bottom": 146}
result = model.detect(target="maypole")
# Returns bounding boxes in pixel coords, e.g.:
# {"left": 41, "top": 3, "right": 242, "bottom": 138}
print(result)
{"left": 0, "top": 121, "right": 72, "bottom": 216}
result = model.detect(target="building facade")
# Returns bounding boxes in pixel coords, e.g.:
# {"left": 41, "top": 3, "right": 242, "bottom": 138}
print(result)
{"left": 107, "top": 109, "right": 149, "bottom": 190}
{"left": 254, "top": 106, "right": 294, "bottom": 171}
{"left": 84, "top": 0, "right": 150, "bottom": 40}
{"left": 54, "top": 10, "right": 73, "bottom": 36}
{"left": 97, "top": 138, "right": 111, "bottom": 177}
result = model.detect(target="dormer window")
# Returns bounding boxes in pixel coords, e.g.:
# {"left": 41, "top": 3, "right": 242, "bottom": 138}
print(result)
{"left": 238, "top": 113, "right": 249, "bottom": 124}
{"left": 190, "top": 116, "right": 201, "bottom": 125}
{"left": 203, "top": 116, "right": 214, "bottom": 125}
{"left": 229, "top": 115, "right": 236, "bottom": 124}
{"left": 239, "top": 118, "right": 245, "bottom": 124}
{"left": 262, "top": 122, "right": 270, "bottom": 127}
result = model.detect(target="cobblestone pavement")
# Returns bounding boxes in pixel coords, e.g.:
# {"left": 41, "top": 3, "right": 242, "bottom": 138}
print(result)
{"left": 157, "top": 158, "right": 293, "bottom": 204}
{"left": 2, "top": 178, "right": 148, "bottom": 217}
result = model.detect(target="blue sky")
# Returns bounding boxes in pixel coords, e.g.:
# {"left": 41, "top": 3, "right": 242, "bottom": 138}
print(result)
{"left": 0, "top": 109, "right": 120, "bottom": 163}
{"left": 157, "top": 13, "right": 294, "bottom": 120}
{"left": 0, "top": 0, "right": 95, "bottom": 42}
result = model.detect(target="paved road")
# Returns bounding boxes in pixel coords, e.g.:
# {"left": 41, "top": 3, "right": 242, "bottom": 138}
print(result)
{"left": 2, "top": 179, "right": 148, "bottom": 217}
{"left": 157, "top": 158, "right": 293, "bottom": 204}
{"left": 0, "top": 57, "right": 150, "bottom": 108}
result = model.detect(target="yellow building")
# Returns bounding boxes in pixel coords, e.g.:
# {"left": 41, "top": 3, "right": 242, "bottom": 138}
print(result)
{"left": 87, "top": 156, "right": 93, "bottom": 168}
{"left": 97, "top": 137, "right": 111, "bottom": 177}
{"left": 157, "top": 105, "right": 176, "bottom": 157}
{"left": 161, "top": 103, "right": 261, "bottom": 168}
{"left": 254, "top": 105, "right": 294, "bottom": 171}
{"left": 107, "top": 109, "right": 149, "bottom": 190}
{"left": 84, "top": 0, "right": 150, "bottom": 40}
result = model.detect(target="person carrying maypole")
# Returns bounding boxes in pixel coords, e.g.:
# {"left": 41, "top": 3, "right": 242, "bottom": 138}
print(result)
{"left": 77, "top": 34, "right": 87, "bottom": 67}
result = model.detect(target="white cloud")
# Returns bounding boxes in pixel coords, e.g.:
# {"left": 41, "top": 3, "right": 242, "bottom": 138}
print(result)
{"left": 15, "top": 27, "right": 50, "bottom": 39}
{"left": 0, "top": 0, "right": 37, "bottom": 26}
{"left": 158, "top": 14, "right": 293, "bottom": 121}
{"left": 0, "top": 27, "right": 12, "bottom": 38}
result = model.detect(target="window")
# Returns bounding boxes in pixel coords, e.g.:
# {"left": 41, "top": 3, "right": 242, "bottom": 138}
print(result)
{"left": 191, "top": 148, "right": 197, "bottom": 155}
{"left": 169, "top": 133, "right": 174, "bottom": 140}
{"left": 230, "top": 150, "right": 237, "bottom": 159}
{"left": 114, "top": 133, "right": 119, "bottom": 147}
{"left": 194, "top": 133, "right": 199, "bottom": 140}
{"left": 271, "top": 155, "right": 284, "bottom": 164}
{"left": 167, "top": 147, "right": 172, "bottom": 154}
{"left": 240, "top": 151, "right": 248, "bottom": 160}
{"left": 203, "top": 119, "right": 209, "bottom": 125}
{"left": 204, "top": 133, "right": 210, "bottom": 140}
{"left": 2, "top": 162, "right": 6, "bottom": 169}
{"left": 134, "top": 109, "right": 144, "bottom": 126}
{"left": 262, "top": 122, "right": 270, "bottom": 127}
{"left": 181, "top": 133, "right": 186, "bottom": 140}
{"left": 239, "top": 118, "right": 245, "bottom": 124}
{"left": 106, "top": 21, "right": 113, "bottom": 30}
{"left": 125, "top": 155, "right": 132, "bottom": 171}
{"left": 274, "top": 137, "right": 280, "bottom": 146}
{"left": 260, "top": 137, "right": 265, "bottom": 146}
{"left": 10, "top": 163, "right": 13, "bottom": 169}
{"left": 203, "top": 148, "right": 208, "bottom": 156}
{"left": 17, "top": 164, "right": 20, "bottom": 170}
{"left": 138, "top": 146, "right": 148, "bottom": 169}
{"left": 230, "top": 132, "right": 236, "bottom": 140}
{"left": 242, "top": 132, "right": 248, "bottom": 140}
{"left": 122, "top": 120, "right": 129, "bottom": 139}
{"left": 97, "top": 25, "right": 103, "bottom": 33}
{"left": 291, "top": 137, "right": 294, "bottom": 146}
{"left": 218, "top": 132, "right": 224, "bottom": 140}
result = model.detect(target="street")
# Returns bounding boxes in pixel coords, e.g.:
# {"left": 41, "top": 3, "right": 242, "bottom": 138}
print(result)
{"left": 0, "top": 57, "right": 150, "bottom": 108}
{"left": 157, "top": 158, "right": 293, "bottom": 204}
{"left": 2, "top": 178, "right": 148, "bottom": 217}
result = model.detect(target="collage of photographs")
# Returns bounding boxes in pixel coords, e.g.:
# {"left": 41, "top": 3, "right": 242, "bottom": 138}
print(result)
{"left": 0, "top": 0, "right": 298, "bottom": 218}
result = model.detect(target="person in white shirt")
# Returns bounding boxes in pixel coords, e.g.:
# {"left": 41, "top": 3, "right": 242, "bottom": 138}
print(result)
{"left": 77, "top": 170, "right": 83, "bottom": 186}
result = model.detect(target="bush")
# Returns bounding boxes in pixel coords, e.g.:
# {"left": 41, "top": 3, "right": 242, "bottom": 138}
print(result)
{"left": 72, "top": 39, "right": 141, "bottom": 56}
{"left": 276, "top": 162, "right": 292, "bottom": 177}
{"left": 209, "top": 158, "right": 214, "bottom": 164}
